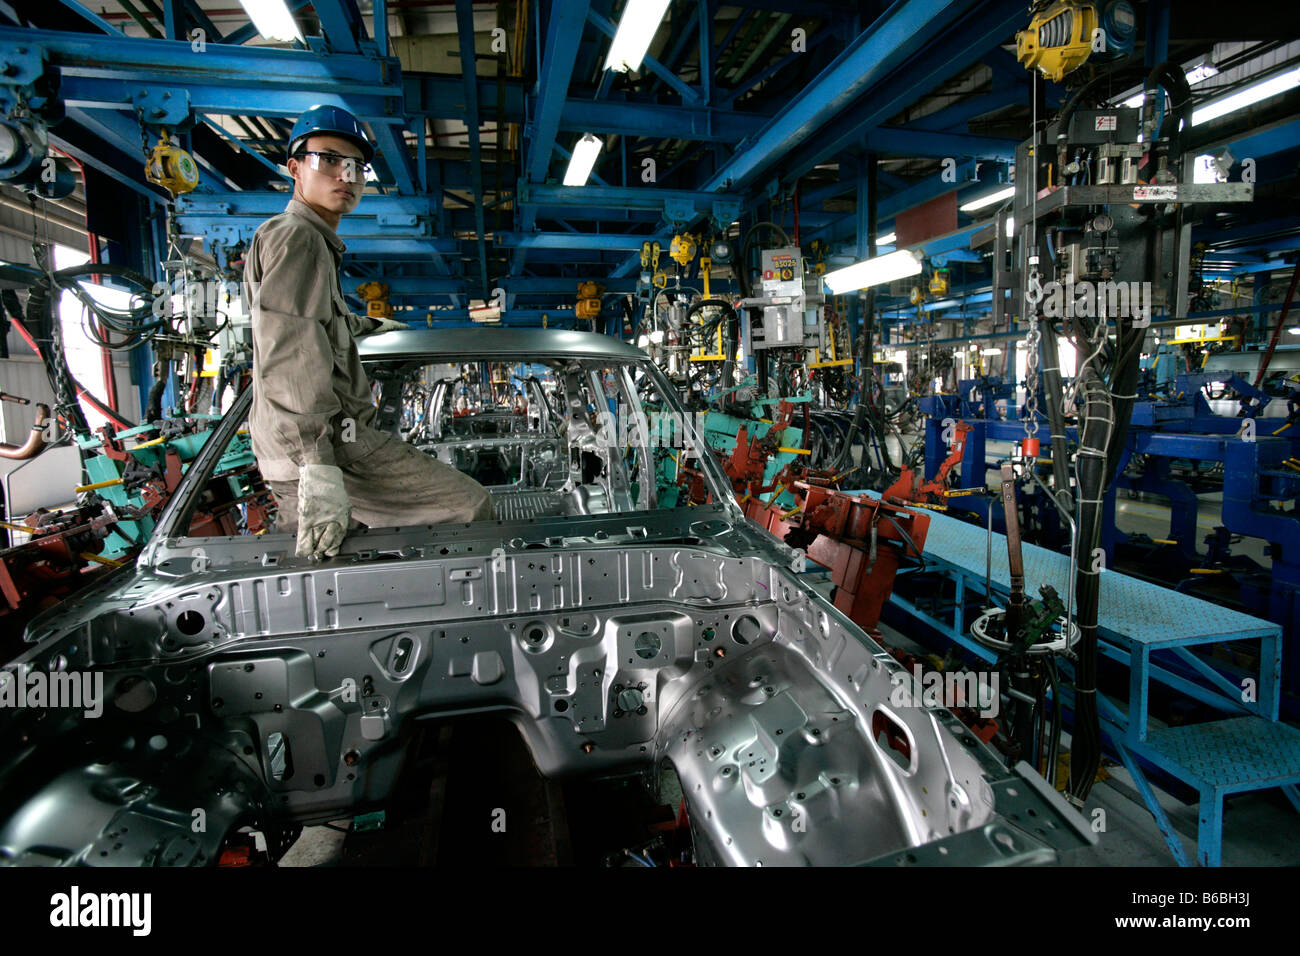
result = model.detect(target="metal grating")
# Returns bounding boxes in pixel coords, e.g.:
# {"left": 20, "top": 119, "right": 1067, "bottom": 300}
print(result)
{"left": 1140, "top": 717, "right": 1300, "bottom": 788}
{"left": 859, "top": 491, "right": 1280, "bottom": 648}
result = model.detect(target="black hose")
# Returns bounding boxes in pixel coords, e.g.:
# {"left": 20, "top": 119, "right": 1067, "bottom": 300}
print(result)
{"left": 1068, "top": 366, "right": 1113, "bottom": 804}
{"left": 737, "top": 220, "right": 792, "bottom": 300}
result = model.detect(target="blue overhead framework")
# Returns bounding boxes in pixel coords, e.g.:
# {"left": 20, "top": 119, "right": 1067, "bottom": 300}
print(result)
{"left": 0, "top": 0, "right": 1294, "bottom": 326}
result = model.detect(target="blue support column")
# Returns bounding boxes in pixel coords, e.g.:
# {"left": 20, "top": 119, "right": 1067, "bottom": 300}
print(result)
{"left": 515, "top": 0, "right": 592, "bottom": 278}
{"left": 373, "top": 0, "right": 388, "bottom": 53}
{"left": 455, "top": 0, "right": 490, "bottom": 300}
{"left": 1145, "top": 0, "right": 1170, "bottom": 68}
{"left": 699, "top": 0, "right": 712, "bottom": 106}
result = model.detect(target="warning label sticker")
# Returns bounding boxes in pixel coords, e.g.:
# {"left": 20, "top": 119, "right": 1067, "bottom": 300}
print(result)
{"left": 1094, "top": 114, "right": 1118, "bottom": 131}
{"left": 1133, "top": 185, "right": 1177, "bottom": 201}
{"left": 760, "top": 248, "right": 803, "bottom": 297}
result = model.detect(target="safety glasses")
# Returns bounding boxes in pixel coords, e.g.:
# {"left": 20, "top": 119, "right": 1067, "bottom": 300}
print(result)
{"left": 297, "top": 150, "right": 371, "bottom": 183}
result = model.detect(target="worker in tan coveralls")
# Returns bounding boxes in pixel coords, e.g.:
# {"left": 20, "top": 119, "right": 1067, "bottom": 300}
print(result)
{"left": 244, "top": 105, "right": 494, "bottom": 558}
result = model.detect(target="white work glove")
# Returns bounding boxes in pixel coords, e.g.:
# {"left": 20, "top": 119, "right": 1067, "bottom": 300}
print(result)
{"left": 296, "top": 463, "right": 351, "bottom": 558}
{"left": 365, "top": 317, "right": 408, "bottom": 335}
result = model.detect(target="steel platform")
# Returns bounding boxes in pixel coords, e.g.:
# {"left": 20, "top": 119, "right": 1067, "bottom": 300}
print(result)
{"left": 864, "top": 492, "right": 1300, "bottom": 866}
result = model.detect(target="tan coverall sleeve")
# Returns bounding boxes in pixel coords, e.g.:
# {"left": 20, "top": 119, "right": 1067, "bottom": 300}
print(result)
{"left": 251, "top": 228, "right": 343, "bottom": 468}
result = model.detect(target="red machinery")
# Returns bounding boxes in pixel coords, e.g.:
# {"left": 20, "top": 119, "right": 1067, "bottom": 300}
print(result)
{"left": 677, "top": 400, "right": 930, "bottom": 635}
{"left": 0, "top": 503, "right": 120, "bottom": 626}
{"left": 883, "top": 421, "right": 973, "bottom": 507}
{"left": 741, "top": 480, "right": 929, "bottom": 636}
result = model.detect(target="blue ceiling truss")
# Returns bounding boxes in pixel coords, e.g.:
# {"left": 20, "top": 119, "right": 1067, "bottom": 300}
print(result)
{"left": 0, "top": 0, "right": 1295, "bottom": 329}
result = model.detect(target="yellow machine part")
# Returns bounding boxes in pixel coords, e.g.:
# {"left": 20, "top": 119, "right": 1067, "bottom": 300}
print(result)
{"left": 356, "top": 281, "right": 395, "bottom": 319}
{"left": 145, "top": 133, "right": 199, "bottom": 196}
{"left": 1015, "top": 1, "right": 1098, "bottom": 83}
{"left": 576, "top": 281, "right": 604, "bottom": 320}
{"left": 929, "top": 268, "right": 950, "bottom": 297}
{"left": 669, "top": 233, "right": 697, "bottom": 267}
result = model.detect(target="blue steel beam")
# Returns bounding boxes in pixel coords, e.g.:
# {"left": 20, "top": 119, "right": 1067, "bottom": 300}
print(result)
{"left": 455, "top": 0, "right": 489, "bottom": 300}
{"left": 530, "top": 205, "right": 662, "bottom": 222}
{"left": 174, "top": 193, "right": 445, "bottom": 249}
{"left": 697, "top": 0, "right": 978, "bottom": 192}
{"left": 373, "top": 0, "right": 387, "bottom": 53}
{"left": 369, "top": 124, "right": 418, "bottom": 195}
{"left": 310, "top": 0, "right": 364, "bottom": 54}
{"left": 517, "top": 0, "right": 591, "bottom": 279}
{"left": 406, "top": 76, "right": 773, "bottom": 142}
{"left": 200, "top": 118, "right": 291, "bottom": 181}
{"left": 496, "top": 232, "right": 670, "bottom": 251}
{"left": 50, "top": 119, "right": 162, "bottom": 203}
{"left": 1196, "top": 115, "right": 1300, "bottom": 164}
{"left": 648, "top": 4, "right": 699, "bottom": 98}
{"left": 405, "top": 74, "right": 524, "bottom": 119}
{"left": 176, "top": 192, "right": 436, "bottom": 217}
{"left": 63, "top": 107, "right": 158, "bottom": 172}
{"left": 717, "top": 28, "right": 834, "bottom": 108}
{"left": 525, "top": 0, "right": 592, "bottom": 184}
{"left": 558, "top": 96, "right": 767, "bottom": 141}
{"left": 724, "top": 0, "right": 835, "bottom": 14}
{"left": 6, "top": 27, "right": 403, "bottom": 120}
{"left": 762, "top": 0, "right": 1026, "bottom": 187}
{"left": 181, "top": 0, "right": 223, "bottom": 43}
{"left": 866, "top": 127, "right": 1019, "bottom": 160}
{"left": 518, "top": 182, "right": 741, "bottom": 214}
{"left": 57, "top": 0, "right": 122, "bottom": 34}
{"left": 903, "top": 83, "right": 1058, "bottom": 131}
{"left": 363, "top": 276, "right": 640, "bottom": 295}
{"left": 586, "top": 9, "right": 702, "bottom": 104}
{"left": 1197, "top": 218, "right": 1300, "bottom": 250}
{"left": 699, "top": 0, "right": 712, "bottom": 105}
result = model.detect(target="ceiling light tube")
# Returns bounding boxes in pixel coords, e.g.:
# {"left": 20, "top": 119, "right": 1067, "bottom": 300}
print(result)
{"left": 238, "top": 0, "right": 303, "bottom": 42}
{"left": 563, "top": 134, "right": 603, "bottom": 186}
{"left": 959, "top": 186, "right": 1015, "bottom": 213}
{"left": 604, "top": 0, "right": 672, "bottom": 73}
{"left": 823, "top": 249, "right": 923, "bottom": 295}
{"left": 1193, "top": 66, "right": 1300, "bottom": 125}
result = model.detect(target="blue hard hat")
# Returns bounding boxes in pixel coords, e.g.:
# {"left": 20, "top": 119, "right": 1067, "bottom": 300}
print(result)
{"left": 287, "top": 105, "right": 374, "bottom": 163}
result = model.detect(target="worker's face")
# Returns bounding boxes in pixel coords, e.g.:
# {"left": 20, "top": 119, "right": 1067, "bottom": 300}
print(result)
{"left": 288, "top": 134, "right": 366, "bottom": 217}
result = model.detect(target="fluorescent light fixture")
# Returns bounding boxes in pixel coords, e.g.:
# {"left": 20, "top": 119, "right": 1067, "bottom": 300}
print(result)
{"left": 1194, "top": 66, "right": 1300, "bottom": 125}
{"left": 823, "top": 249, "right": 923, "bottom": 295}
{"left": 982, "top": 348, "right": 1003, "bottom": 356}
{"left": 238, "top": 0, "right": 303, "bottom": 42}
{"left": 1288, "top": 328, "right": 1300, "bottom": 336}
{"left": 876, "top": 231, "right": 897, "bottom": 246}
{"left": 604, "top": 0, "right": 672, "bottom": 73}
{"left": 563, "top": 134, "right": 603, "bottom": 186}
{"left": 959, "top": 185, "right": 1015, "bottom": 213}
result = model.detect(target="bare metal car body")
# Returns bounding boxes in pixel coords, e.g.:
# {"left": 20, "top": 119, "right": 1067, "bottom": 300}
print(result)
{"left": 0, "top": 330, "right": 1092, "bottom": 866}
